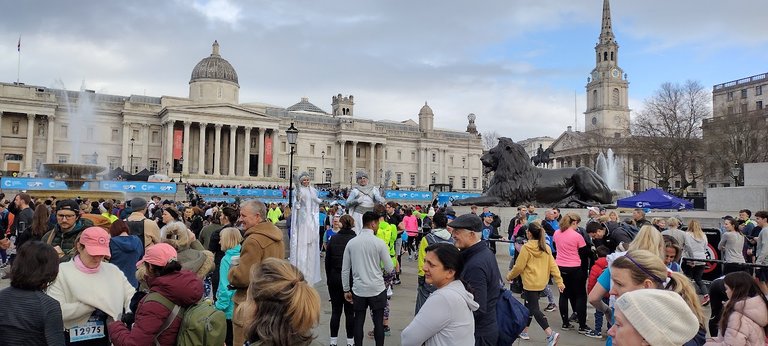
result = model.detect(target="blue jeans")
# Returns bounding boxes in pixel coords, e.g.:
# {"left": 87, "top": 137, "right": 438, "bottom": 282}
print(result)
{"left": 594, "top": 297, "right": 611, "bottom": 332}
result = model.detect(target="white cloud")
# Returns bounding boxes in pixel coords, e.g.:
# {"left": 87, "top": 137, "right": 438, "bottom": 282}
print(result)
{"left": 186, "top": 0, "right": 242, "bottom": 27}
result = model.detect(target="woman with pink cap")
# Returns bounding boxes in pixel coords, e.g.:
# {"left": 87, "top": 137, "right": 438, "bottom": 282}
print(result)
{"left": 47, "top": 226, "right": 136, "bottom": 345}
{"left": 108, "top": 243, "right": 204, "bottom": 345}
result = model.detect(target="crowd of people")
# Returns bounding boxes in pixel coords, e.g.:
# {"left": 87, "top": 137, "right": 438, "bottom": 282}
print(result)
{"left": 0, "top": 173, "right": 766, "bottom": 346}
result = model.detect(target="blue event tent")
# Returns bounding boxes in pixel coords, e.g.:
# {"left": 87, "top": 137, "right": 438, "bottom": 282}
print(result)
{"left": 616, "top": 188, "right": 693, "bottom": 210}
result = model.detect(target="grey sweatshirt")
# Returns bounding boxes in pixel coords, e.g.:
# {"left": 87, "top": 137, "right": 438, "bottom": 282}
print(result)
{"left": 719, "top": 231, "right": 746, "bottom": 263}
{"left": 684, "top": 233, "right": 708, "bottom": 266}
{"left": 401, "top": 280, "right": 480, "bottom": 346}
{"left": 757, "top": 227, "right": 768, "bottom": 265}
{"left": 341, "top": 228, "right": 394, "bottom": 297}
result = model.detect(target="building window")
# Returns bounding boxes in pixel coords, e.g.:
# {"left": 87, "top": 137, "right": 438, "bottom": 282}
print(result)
{"left": 396, "top": 173, "right": 402, "bottom": 185}
{"left": 397, "top": 150, "right": 402, "bottom": 161}
{"left": 473, "top": 178, "right": 478, "bottom": 189}
{"left": 431, "top": 175, "right": 437, "bottom": 184}
{"left": 250, "top": 136, "right": 257, "bottom": 148}
{"left": 757, "top": 101, "right": 763, "bottom": 110}
{"left": 461, "top": 177, "right": 467, "bottom": 189}
{"left": 410, "top": 174, "right": 416, "bottom": 186}
{"left": 132, "top": 162, "right": 140, "bottom": 174}
{"left": 431, "top": 152, "right": 436, "bottom": 162}
{"left": 132, "top": 129, "right": 139, "bottom": 141}
{"left": 11, "top": 121, "right": 20, "bottom": 135}
{"left": 310, "top": 144, "right": 315, "bottom": 155}
{"left": 691, "top": 180, "right": 697, "bottom": 188}
{"left": 722, "top": 183, "right": 730, "bottom": 187}
{"left": 326, "top": 145, "right": 332, "bottom": 156}
{"left": 111, "top": 128, "right": 119, "bottom": 142}
{"left": 325, "top": 169, "right": 332, "bottom": 183}
{"left": 756, "top": 85, "right": 763, "bottom": 96}
{"left": 58, "top": 155, "right": 68, "bottom": 164}
{"left": 727, "top": 106, "right": 734, "bottom": 115}
{"left": 709, "top": 183, "right": 717, "bottom": 188}
{"left": 38, "top": 122, "right": 46, "bottom": 136}
{"left": 741, "top": 104, "right": 748, "bottom": 113}
{"left": 60, "top": 125, "right": 68, "bottom": 138}
{"left": 448, "top": 176, "right": 454, "bottom": 187}
{"left": 151, "top": 130, "right": 160, "bottom": 143}
{"left": 450, "top": 156, "right": 454, "bottom": 165}
{"left": 411, "top": 151, "right": 416, "bottom": 161}
{"left": 614, "top": 132, "right": 621, "bottom": 138}
{"left": 278, "top": 166, "right": 287, "bottom": 179}
{"left": 674, "top": 180, "right": 681, "bottom": 188}
{"left": 727, "top": 91, "right": 734, "bottom": 101}
{"left": 108, "top": 157, "right": 120, "bottom": 170}
{"left": 87, "top": 127, "right": 94, "bottom": 140}
{"left": 611, "top": 88, "right": 619, "bottom": 106}
{"left": 308, "top": 167, "right": 316, "bottom": 180}
{"left": 741, "top": 89, "right": 747, "bottom": 99}
{"left": 462, "top": 157, "right": 466, "bottom": 167}
{"left": 356, "top": 147, "right": 361, "bottom": 158}
{"left": 149, "top": 159, "right": 159, "bottom": 174}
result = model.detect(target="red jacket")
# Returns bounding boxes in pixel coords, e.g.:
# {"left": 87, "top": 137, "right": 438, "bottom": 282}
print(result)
{"left": 587, "top": 257, "right": 608, "bottom": 297}
{"left": 109, "top": 270, "right": 204, "bottom": 346}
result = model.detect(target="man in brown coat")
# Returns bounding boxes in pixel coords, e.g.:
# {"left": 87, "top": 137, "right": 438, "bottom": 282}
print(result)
{"left": 228, "top": 199, "right": 285, "bottom": 346}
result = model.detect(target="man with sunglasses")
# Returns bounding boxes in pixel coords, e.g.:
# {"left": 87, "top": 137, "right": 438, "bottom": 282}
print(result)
{"left": 42, "top": 199, "right": 94, "bottom": 262}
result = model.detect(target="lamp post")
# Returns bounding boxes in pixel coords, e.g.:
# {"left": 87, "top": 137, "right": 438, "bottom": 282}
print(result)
{"left": 286, "top": 122, "right": 299, "bottom": 208}
{"left": 165, "top": 162, "right": 170, "bottom": 175}
{"left": 730, "top": 162, "right": 741, "bottom": 187}
{"left": 129, "top": 137, "right": 135, "bottom": 173}
{"left": 321, "top": 150, "right": 325, "bottom": 183}
{"left": 179, "top": 158, "right": 184, "bottom": 183}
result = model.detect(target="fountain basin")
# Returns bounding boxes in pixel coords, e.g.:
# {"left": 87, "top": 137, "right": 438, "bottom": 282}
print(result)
{"left": 41, "top": 163, "right": 106, "bottom": 189}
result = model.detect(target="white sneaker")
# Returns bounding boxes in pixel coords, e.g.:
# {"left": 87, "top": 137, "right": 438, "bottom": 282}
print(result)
{"left": 519, "top": 332, "right": 530, "bottom": 340}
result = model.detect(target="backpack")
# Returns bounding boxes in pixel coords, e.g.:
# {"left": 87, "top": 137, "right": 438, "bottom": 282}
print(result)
{"left": 496, "top": 287, "right": 529, "bottom": 345}
{"left": 144, "top": 292, "right": 226, "bottom": 346}
{"left": 126, "top": 219, "right": 146, "bottom": 248}
{"left": 424, "top": 232, "right": 454, "bottom": 246}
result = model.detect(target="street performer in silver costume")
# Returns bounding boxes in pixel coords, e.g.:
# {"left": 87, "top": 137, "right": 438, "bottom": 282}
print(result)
{"left": 345, "top": 170, "right": 385, "bottom": 234}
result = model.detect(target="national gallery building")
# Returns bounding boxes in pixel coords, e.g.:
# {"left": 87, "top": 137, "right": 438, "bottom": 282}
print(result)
{"left": 0, "top": 41, "right": 484, "bottom": 191}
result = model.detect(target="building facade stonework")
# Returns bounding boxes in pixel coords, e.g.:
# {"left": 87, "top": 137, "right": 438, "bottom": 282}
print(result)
{"left": 0, "top": 41, "right": 483, "bottom": 191}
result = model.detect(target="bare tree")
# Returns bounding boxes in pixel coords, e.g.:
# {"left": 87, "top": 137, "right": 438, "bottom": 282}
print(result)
{"left": 628, "top": 80, "right": 709, "bottom": 193}
{"left": 482, "top": 131, "right": 500, "bottom": 150}
{"left": 702, "top": 106, "right": 768, "bottom": 184}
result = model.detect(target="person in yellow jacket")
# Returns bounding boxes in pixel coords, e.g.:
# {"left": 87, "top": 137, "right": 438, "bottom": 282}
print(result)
{"left": 267, "top": 203, "right": 282, "bottom": 224}
{"left": 506, "top": 221, "right": 565, "bottom": 344}
{"left": 415, "top": 212, "right": 453, "bottom": 314}
{"left": 373, "top": 205, "right": 397, "bottom": 336}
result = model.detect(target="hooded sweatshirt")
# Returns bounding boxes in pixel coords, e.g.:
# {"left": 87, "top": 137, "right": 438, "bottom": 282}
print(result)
{"left": 109, "top": 270, "right": 204, "bottom": 346}
{"left": 506, "top": 240, "right": 564, "bottom": 291}
{"left": 401, "top": 280, "right": 480, "bottom": 346}
{"left": 704, "top": 295, "right": 768, "bottom": 346}
{"left": 215, "top": 244, "right": 241, "bottom": 319}
{"left": 109, "top": 235, "right": 144, "bottom": 287}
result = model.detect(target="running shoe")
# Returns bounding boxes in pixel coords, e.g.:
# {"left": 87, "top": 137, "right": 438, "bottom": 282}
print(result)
{"left": 568, "top": 312, "right": 578, "bottom": 322}
{"left": 544, "top": 303, "right": 557, "bottom": 312}
{"left": 585, "top": 330, "right": 602, "bottom": 338}
{"left": 519, "top": 332, "right": 530, "bottom": 340}
{"left": 546, "top": 332, "right": 560, "bottom": 346}
{"left": 578, "top": 326, "right": 593, "bottom": 334}
{"left": 561, "top": 323, "right": 574, "bottom": 330}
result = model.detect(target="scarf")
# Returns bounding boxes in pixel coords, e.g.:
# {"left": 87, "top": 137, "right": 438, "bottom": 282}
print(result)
{"left": 73, "top": 255, "right": 101, "bottom": 274}
{"left": 354, "top": 183, "right": 375, "bottom": 197}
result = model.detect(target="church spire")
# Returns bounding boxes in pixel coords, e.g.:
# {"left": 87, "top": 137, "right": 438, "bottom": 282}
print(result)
{"left": 599, "top": 0, "right": 615, "bottom": 44}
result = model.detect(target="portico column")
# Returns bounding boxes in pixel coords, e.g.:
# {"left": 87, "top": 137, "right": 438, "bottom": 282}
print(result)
{"left": 0, "top": 112, "right": 4, "bottom": 159}
{"left": 213, "top": 124, "right": 222, "bottom": 176}
{"left": 351, "top": 141, "right": 358, "bottom": 179}
{"left": 122, "top": 122, "right": 130, "bottom": 168}
{"left": 257, "top": 127, "right": 265, "bottom": 177}
{"left": 228, "top": 125, "right": 237, "bottom": 176}
{"left": 198, "top": 122, "right": 207, "bottom": 174}
{"left": 244, "top": 126, "right": 252, "bottom": 177}
{"left": 164, "top": 121, "right": 174, "bottom": 170}
{"left": 182, "top": 121, "right": 191, "bottom": 175}
{"left": 142, "top": 124, "right": 150, "bottom": 170}
{"left": 442, "top": 149, "right": 448, "bottom": 183}
{"left": 369, "top": 143, "right": 375, "bottom": 184}
{"left": 46, "top": 115, "right": 55, "bottom": 163}
{"left": 338, "top": 140, "right": 345, "bottom": 185}
{"left": 24, "top": 113, "right": 35, "bottom": 171}
{"left": 271, "top": 128, "right": 279, "bottom": 177}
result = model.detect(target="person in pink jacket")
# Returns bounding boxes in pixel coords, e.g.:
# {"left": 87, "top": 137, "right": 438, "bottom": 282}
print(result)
{"left": 705, "top": 271, "right": 768, "bottom": 345}
{"left": 402, "top": 209, "right": 419, "bottom": 260}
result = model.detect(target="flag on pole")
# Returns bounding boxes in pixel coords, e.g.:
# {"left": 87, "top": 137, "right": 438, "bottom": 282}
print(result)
{"left": 17, "top": 36, "right": 20, "bottom": 52}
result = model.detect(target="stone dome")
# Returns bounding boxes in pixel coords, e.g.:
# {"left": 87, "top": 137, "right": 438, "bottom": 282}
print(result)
{"left": 419, "top": 101, "right": 434, "bottom": 116}
{"left": 190, "top": 40, "right": 239, "bottom": 86}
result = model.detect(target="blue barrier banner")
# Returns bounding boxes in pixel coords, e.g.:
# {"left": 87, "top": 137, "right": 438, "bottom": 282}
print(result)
{"left": 436, "top": 192, "right": 481, "bottom": 206}
{"left": 196, "top": 188, "right": 330, "bottom": 199}
{"left": 99, "top": 181, "right": 177, "bottom": 194}
{"left": 1, "top": 177, "right": 71, "bottom": 190}
{"left": 384, "top": 190, "right": 433, "bottom": 201}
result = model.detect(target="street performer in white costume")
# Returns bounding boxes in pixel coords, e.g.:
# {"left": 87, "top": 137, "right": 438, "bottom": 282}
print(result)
{"left": 346, "top": 170, "right": 385, "bottom": 234}
{"left": 290, "top": 172, "right": 323, "bottom": 285}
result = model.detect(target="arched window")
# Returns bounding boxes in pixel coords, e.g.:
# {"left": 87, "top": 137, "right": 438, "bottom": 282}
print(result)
{"left": 610, "top": 51, "right": 614, "bottom": 61}
{"left": 592, "top": 90, "right": 598, "bottom": 108}
{"left": 431, "top": 152, "right": 436, "bottom": 162}
{"left": 612, "top": 88, "right": 620, "bottom": 106}
{"left": 603, "top": 52, "right": 608, "bottom": 61}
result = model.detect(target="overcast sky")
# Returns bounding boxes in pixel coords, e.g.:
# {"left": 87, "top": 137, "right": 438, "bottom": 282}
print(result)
{"left": 2, "top": 0, "right": 767, "bottom": 141}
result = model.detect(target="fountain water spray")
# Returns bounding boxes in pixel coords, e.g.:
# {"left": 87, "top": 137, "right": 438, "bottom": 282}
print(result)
{"left": 596, "top": 148, "right": 624, "bottom": 191}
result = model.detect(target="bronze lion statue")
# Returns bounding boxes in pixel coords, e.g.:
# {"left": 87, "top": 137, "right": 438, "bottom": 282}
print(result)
{"left": 455, "top": 137, "right": 612, "bottom": 207}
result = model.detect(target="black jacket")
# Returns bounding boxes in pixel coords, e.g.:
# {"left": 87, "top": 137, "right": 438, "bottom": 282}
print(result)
{"left": 460, "top": 240, "right": 501, "bottom": 339}
{"left": 325, "top": 228, "right": 356, "bottom": 290}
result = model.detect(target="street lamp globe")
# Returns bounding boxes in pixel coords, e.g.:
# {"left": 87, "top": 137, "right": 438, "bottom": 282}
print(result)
{"left": 731, "top": 162, "right": 741, "bottom": 186}
{"left": 286, "top": 122, "right": 299, "bottom": 145}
